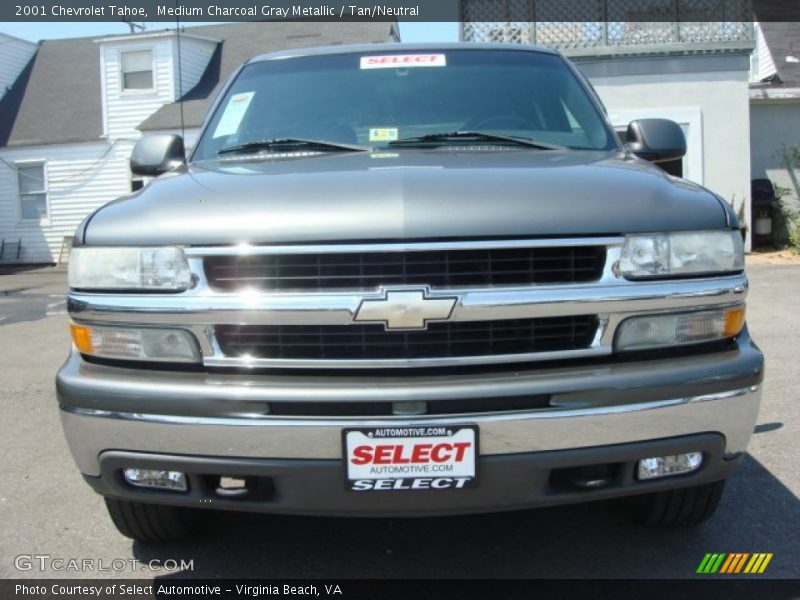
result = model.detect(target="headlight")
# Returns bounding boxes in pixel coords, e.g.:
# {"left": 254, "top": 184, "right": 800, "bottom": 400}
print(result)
{"left": 618, "top": 231, "right": 743, "bottom": 279}
{"left": 69, "top": 247, "right": 192, "bottom": 291}
{"left": 615, "top": 306, "right": 745, "bottom": 351}
{"left": 70, "top": 323, "right": 201, "bottom": 363}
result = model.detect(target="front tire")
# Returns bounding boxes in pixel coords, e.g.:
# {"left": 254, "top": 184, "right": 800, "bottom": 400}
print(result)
{"left": 631, "top": 480, "right": 727, "bottom": 528}
{"left": 104, "top": 498, "right": 201, "bottom": 543}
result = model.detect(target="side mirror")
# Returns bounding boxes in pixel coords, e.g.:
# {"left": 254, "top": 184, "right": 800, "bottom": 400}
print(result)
{"left": 130, "top": 134, "right": 185, "bottom": 177}
{"left": 624, "top": 119, "right": 686, "bottom": 163}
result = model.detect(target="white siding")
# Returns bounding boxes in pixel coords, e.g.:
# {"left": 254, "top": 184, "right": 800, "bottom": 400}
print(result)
{"left": 101, "top": 39, "right": 176, "bottom": 140}
{"left": 0, "top": 33, "right": 36, "bottom": 99}
{"left": 1, "top": 35, "right": 215, "bottom": 264}
{"left": 751, "top": 22, "right": 777, "bottom": 83}
{"left": 589, "top": 67, "right": 753, "bottom": 248}
{"left": 172, "top": 37, "right": 217, "bottom": 98}
{"left": 0, "top": 141, "right": 134, "bottom": 263}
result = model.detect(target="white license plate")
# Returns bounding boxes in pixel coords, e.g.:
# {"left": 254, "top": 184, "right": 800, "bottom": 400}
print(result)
{"left": 343, "top": 425, "right": 478, "bottom": 491}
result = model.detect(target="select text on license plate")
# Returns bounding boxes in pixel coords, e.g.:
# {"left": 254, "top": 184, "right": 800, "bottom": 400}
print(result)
{"left": 343, "top": 425, "right": 478, "bottom": 491}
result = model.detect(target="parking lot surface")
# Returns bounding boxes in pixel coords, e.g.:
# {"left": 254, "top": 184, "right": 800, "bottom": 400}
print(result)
{"left": 0, "top": 264, "right": 797, "bottom": 579}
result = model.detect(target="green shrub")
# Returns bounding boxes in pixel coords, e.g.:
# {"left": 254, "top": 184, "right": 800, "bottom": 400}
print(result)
{"left": 788, "top": 214, "right": 800, "bottom": 253}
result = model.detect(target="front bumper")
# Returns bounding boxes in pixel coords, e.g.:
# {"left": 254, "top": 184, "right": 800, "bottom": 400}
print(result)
{"left": 57, "top": 331, "right": 763, "bottom": 515}
{"left": 83, "top": 434, "right": 739, "bottom": 517}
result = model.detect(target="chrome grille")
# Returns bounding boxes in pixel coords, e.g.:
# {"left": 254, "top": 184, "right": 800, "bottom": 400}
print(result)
{"left": 203, "top": 246, "right": 606, "bottom": 291}
{"left": 215, "top": 316, "right": 599, "bottom": 361}
{"left": 70, "top": 237, "right": 752, "bottom": 369}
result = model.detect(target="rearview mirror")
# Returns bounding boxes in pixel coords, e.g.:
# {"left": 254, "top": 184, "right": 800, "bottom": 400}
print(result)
{"left": 624, "top": 119, "right": 686, "bottom": 164}
{"left": 130, "top": 134, "right": 185, "bottom": 177}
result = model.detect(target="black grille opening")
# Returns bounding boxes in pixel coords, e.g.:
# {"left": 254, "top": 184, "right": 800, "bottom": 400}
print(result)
{"left": 215, "top": 316, "right": 598, "bottom": 361}
{"left": 267, "top": 394, "right": 551, "bottom": 417}
{"left": 427, "top": 394, "right": 550, "bottom": 415}
{"left": 204, "top": 246, "right": 606, "bottom": 291}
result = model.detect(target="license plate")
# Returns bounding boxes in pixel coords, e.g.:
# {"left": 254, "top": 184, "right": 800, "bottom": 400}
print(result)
{"left": 343, "top": 425, "right": 478, "bottom": 491}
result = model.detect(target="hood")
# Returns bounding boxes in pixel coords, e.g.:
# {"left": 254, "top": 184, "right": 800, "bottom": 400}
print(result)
{"left": 83, "top": 149, "right": 730, "bottom": 246}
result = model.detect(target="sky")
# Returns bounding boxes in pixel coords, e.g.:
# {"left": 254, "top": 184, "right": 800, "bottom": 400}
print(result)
{"left": 0, "top": 21, "right": 459, "bottom": 42}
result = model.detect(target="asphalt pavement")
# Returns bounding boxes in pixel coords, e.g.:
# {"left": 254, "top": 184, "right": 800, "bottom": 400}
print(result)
{"left": 0, "top": 263, "right": 797, "bottom": 580}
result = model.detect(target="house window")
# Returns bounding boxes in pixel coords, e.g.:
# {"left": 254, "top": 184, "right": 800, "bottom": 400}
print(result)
{"left": 121, "top": 50, "right": 154, "bottom": 91}
{"left": 17, "top": 162, "right": 48, "bottom": 221}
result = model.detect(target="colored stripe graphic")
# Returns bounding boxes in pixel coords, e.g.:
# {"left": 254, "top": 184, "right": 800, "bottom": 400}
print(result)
{"left": 759, "top": 554, "right": 774, "bottom": 573}
{"left": 699, "top": 553, "right": 773, "bottom": 574}
{"left": 720, "top": 553, "right": 749, "bottom": 573}
{"left": 734, "top": 553, "right": 750, "bottom": 573}
{"left": 697, "top": 553, "right": 727, "bottom": 573}
{"left": 744, "top": 553, "right": 774, "bottom": 574}
{"left": 697, "top": 554, "right": 713, "bottom": 573}
{"left": 719, "top": 554, "right": 735, "bottom": 573}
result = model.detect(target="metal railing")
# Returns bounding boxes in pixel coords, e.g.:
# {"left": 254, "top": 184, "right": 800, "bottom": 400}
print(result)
{"left": 461, "top": 0, "right": 754, "bottom": 54}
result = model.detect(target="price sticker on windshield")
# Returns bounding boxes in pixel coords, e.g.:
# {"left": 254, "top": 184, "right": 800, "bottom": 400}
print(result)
{"left": 213, "top": 91, "right": 254, "bottom": 138}
{"left": 360, "top": 54, "right": 447, "bottom": 69}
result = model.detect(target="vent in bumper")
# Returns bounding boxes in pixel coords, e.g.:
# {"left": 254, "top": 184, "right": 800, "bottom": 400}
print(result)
{"left": 204, "top": 246, "right": 606, "bottom": 291}
{"left": 267, "top": 394, "right": 552, "bottom": 417}
{"left": 215, "top": 316, "right": 599, "bottom": 361}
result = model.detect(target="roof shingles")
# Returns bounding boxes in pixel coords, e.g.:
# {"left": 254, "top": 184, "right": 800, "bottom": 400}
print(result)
{"left": 0, "top": 21, "right": 397, "bottom": 147}
{"left": 0, "top": 36, "right": 103, "bottom": 147}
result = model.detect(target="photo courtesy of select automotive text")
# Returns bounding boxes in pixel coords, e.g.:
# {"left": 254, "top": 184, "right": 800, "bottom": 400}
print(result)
{"left": 0, "top": 0, "right": 799, "bottom": 597}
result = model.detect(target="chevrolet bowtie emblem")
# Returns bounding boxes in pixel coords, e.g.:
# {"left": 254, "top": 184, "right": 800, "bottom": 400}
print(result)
{"left": 354, "top": 288, "right": 458, "bottom": 330}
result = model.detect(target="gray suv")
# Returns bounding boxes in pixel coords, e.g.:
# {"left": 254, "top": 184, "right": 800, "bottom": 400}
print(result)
{"left": 57, "top": 44, "right": 763, "bottom": 542}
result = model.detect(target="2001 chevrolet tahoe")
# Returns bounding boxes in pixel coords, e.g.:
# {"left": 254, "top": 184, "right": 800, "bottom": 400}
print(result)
{"left": 57, "top": 43, "right": 764, "bottom": 542}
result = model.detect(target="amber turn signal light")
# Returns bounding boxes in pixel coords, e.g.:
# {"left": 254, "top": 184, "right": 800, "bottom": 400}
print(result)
{"left": 69, "top": 323, "right": 94, "bottom": 353}
{"left": 723, "top": 306, "right": 746, "bottom": 337}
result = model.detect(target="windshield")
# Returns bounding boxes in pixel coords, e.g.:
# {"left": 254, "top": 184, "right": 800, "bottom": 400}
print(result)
{"left": 192, "top": 49, "right": 617, "bottom": 160}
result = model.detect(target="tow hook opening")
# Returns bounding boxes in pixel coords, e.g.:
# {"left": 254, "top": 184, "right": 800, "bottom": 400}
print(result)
{"left": 206, "top": 474, "right": 276, "bottom": 501}
{"left": 549, "top": 463, "right": 622, "bottom": 491}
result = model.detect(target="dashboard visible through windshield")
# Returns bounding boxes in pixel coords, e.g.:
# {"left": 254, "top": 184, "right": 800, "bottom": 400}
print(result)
{"left": 192, "top": 49, "right": 618, "bottom": 160}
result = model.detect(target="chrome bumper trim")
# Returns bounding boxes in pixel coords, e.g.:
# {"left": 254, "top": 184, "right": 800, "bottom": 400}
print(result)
{"left": 61, "top": 386, "right": 760, "bottom": 476}
{"left": 67, "top": 276, "right": 748, "bottom": 369}
{"left": 182, "top": 237, "right": 623, "bottom": 256}
{"left": 68, "top": 276, "right": 748, "bottom": 326}
{"left": 201, "top": 346, "right": 609, "bottom": 369}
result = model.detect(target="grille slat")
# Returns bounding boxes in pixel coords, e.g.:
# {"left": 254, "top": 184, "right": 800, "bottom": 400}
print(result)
{"left": 216, "top": 316, "right": 598, "bottom": 361}
{"left": 225, "top": 324, "right": 583, "bottom": 337}
{"left": 205, "top": 246, "right": 606, "bottom": 291}
{"left": 213, "top": 255, "right": 597, "bottom": 268}
{"left": 211, "top": 266, "right": 602, "bottom": 283}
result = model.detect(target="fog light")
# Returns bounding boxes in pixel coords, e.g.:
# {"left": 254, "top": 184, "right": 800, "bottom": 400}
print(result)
{"left": 637, "top": 452, "right": 703, "bottom": 480}
{"left": 123, "top": 468, "right": 188, "bottom": 492}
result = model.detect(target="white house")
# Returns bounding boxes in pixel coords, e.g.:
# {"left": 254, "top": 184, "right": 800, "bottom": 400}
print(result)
{"left": 749, "top": 21, "right": 800, "bottom": 228}
{"left": 462, "top": 10, "right": 757, "bottom": 248}
{"left": 0, "top": 22, "right": 398, "bottom": 264}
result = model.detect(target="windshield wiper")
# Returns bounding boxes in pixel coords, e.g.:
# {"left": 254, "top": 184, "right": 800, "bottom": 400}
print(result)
{"left": 387, "top": 131, "right": 567, "bottom": 150}
{"left": 218, "top": 137, "right": 370, "bottom": 156}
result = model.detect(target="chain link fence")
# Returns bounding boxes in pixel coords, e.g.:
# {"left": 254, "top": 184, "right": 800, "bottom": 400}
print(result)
{"left": 461, "top": 0, "right": 753, "bottom": 50}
